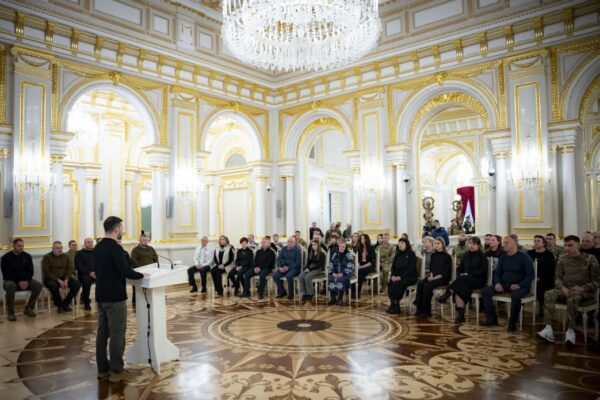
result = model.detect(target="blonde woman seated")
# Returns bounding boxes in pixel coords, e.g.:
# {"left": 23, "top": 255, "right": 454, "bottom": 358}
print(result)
{"left": 299, "top": 241, "right": 326, "bottom": 304}
{"left": 328, "top": 240, "right": 354, "bottom": 305}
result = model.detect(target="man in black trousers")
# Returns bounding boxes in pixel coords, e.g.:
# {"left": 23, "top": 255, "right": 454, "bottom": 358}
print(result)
{"left": 95, "top": 216, "right": 147, "bottom": 383}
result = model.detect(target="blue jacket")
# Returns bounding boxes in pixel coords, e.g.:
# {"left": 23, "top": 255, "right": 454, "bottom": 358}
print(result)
{"left": 493, "top": 251, "right": 534, "bottom": 289}
{"left": 431, "top": 227, "right": 449, "bottom": 245}
{"left": 276, "top": 245, "right": 302, "bottom": 275}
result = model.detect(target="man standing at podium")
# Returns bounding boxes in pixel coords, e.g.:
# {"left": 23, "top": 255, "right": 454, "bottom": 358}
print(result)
{"left": 95, "top": 216, "right": 146, "bottom": 383}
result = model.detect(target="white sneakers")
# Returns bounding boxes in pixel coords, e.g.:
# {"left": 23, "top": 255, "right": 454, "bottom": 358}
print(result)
{"left": 537, "top": 325, "right": 555, "bottom": 343}
{"left": 537, "top": 325, "right": 576, "bottom": 345}
{"left": 565, "top": 329, "right": 576, "bottom": 345}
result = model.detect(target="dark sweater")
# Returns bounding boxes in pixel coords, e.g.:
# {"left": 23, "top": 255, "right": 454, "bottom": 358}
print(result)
{"left": 309, "top": 227, "right": 323, "bottom": 240}
{"left": 527, "top": 249, "right": 556, "bottom": 289}
{"left": 391, "top": 250, "right": 417, "bottom": 281}
{"left": 1, "top": 251, "right": 34, "bottom": 282}
{"left": 357, "top": 245, "right": 376, "bottom": 268}
{"left": 95, "top": 238, "right": 144, "bottom": 303}
{"left": 305, "top": 250, "right": 326, "bottom": 272}
{"left": 429, "top": 251, "right": 452, "bottom": 283}
{"left": 484, "top": 248, "right": 505, "bottom": 258}
{"left": 130, "top": 245, "right": 158, "bottom": 268}
{"left": 458, "top": 251, "right": 488, "bottom": 286}
{"left": 75, "top": 249, "right": 95, "bottom": 276}
{"left": 235, "top": 248, "right": 254, "bottom": 273}
{"left": 254, "top": 248, "right": 276, "bottom": 271}
{"left": 42, "top": 253, "right": 74, "bottom": 280}
{"left": 493, "top": 251, "right": 534, "bottom": 289}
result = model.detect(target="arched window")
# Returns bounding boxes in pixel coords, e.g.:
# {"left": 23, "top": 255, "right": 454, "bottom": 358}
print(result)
{"left": 225, "top": 153, "right": 247, "bottom": 168}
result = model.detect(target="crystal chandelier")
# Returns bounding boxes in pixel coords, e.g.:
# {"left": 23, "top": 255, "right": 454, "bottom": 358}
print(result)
{"left": 174, "top": 163, "right": 200, "bottom": 197}
{"left": 67, "top": 104, "right": 99, "bottom": 148}
{"left": 222, "top": 0, "right": 381, "bottom": 72}
{"left": 510, "top": 133, "right": 542, "bottom": 190}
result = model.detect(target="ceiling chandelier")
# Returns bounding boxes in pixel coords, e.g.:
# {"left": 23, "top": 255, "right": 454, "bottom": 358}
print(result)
{"left": 222, "top": 1, "right": 381, "bottom": 72}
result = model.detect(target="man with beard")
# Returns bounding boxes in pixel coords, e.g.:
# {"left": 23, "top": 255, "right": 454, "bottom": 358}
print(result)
{"left": 452, "top": 233, "right": 468, "bottom": 267}
{"left": 94, "top": 216, "right": 147, "bottom": 383}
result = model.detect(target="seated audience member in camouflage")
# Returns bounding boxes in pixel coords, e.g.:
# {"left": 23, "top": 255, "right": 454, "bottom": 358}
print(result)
{"left": 452, "top": 233, "right": 468, "bottom": 266}
{"left": 378, "top": 233, "right": 395, "bottom": 293}
{"left": 537, "top": 235, "right": 600, "bottom": 345}
{"left": 545, "top": 233, "right": 565, "bottom": 261}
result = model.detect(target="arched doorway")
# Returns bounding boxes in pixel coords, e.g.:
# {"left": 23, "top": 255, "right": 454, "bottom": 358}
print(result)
{"left": 62, "top": 86, "right": 157, "bottom": 241}
{"left": 201, "top": 113, "right": 263, "bottom": 241}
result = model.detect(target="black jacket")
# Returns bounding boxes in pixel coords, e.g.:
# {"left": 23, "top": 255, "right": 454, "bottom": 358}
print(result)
{"left": 357, "top": 245, "right": 376, "bottom": 267}
{"left": 253, "top": 248, "right": 276, "bottom": 271}
{"left": 305, "top": 249, "right": 326, "bottom": 272}
{"left": 309, "top": 227, "right": 324, "bottom": 240}
{"left": 527, "top": 249, "right": 556, "bottom": 289}
{"left": 391, "top": 250, "right": 417, "bottom": 281}
{"left": 429, "top": 251, "right": 452, "bottom": 283}
{"left": 94, "top": 238, "right": 144, "bottom": 303}
{"left": 75, "top": 249, "right": 95, "bottom": 276}
{"left": 458, "top": 251, "right": 488, "bottom": 286}
{"left": 1, "top": 251, "right": 34, "bottom": 283}
{"left": 235, "top": 248, "right": 254, "bottom": 273}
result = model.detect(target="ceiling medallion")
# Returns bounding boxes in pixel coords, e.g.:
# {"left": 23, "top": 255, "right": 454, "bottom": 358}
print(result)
{"left": 222, "top": 1, "right": 381, "bottom": 72}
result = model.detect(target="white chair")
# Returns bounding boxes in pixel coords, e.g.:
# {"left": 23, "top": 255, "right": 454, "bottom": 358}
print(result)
{"left": 312, "top": 249, "right": 329, "bottom": 302}
{"left": 433, "top": 258, "right": 457, "bottom": 319}
{"left": 555, "top": 288, "right": 600, "bottom": 343}
{"left": 250, "top": 274, "right": 272, "bottom": 298}
{"left": 492, "top": 259, "right": 538, "bottom": 330}
{"left": 467, "top": 257, "right": 494, "bottom": 324}
{"left": 365, "top": 249, "right": 381, "bottom": 299}
{"left": 347, "top": 253, "right": 359, "bottom": 304}
{"left": 406, "top": 256, "right": 424, "bottom": 312}
{"left": 0, "top": 277, "right": 39, "bottom": 320}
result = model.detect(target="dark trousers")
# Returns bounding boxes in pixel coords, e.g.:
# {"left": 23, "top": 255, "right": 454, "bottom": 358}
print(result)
{"left": 482, "top": 284, "right": 530, "bottom": 325}
{"left": 272, "top": 268, "right": 300, "bottom": 297}
{"left": 243, "top": 268, "right": 271, "bottom": 295}
{"left": 188, "top": 265, "right": 209, "bottom": 290}
{"left": 414, "top": 279, "right": 447, "bottom": 314}
{"left": 96, "top": 300, "right": 127, "bottom": 373}
{"left": 3, "top": 280, "right": 42, "bottom": 313}
{"left": 352, "top": 266, "right": 372, "bottom": 297}
{"left": 78, "top": 274, "right": 95, "bottom": 305}
{"left": 44, "top": 277, "right": 81, "bottom": 307}
{"left": 228, "top": 268, "right": 246, "bottom": 291}
{"left": 210, "top": 266, "right": 226, "bottom": 294}
{"left": 388, "top": 276, "right": 417, "bottom": 301}
{"left": 449, "top": 276, "right": 484, "bottom": 303}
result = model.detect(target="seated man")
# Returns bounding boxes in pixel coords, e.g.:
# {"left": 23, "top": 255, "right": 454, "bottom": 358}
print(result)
{"left": 538, "top": 235, "right": 600, "bottom": 345}
{"left": 0, "top": 238, "right": 42, "bottom": 321}
{"left": 430, "top": 220, "right": 450, "bottom": 246}
{"left": 272, "top": 237, "right": 302, "bottom": 300}
{"left": 130, "top": 234, "right": 158, "bottom": 304}
{"left": 75, "top": 237, "right": 96, "bottom": 310}
{"left": 188, "top": 236, "right": 214, "bottom": 293}
{"left": 378, "top": 233, "right": 395, "bottom": 293}
{"left": 42, "top": 241, "right": 81, "bottom": 313}
{"left": 228, "top": 237, "right": 254, "bottom": 296}
{"left": 294, "top": 230, "right": 308, "bottom": 249}
{"left": 481, "top": 235, "right": 534, "bottom": 332}
{"left": 242, "top": 237, "right": 276, "bottom": 299}
{"left": 247, "top": 234, "right": 258, "bottom": 251}
{"left": 271, "top": 234, "right": 283, "bottom": 252}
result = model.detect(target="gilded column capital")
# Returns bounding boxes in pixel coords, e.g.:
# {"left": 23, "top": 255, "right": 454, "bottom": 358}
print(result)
{"left": 559, "top": 145, "right": 576, "bottom": 154}
{"left": 0, "top": 148, "right": 9, "bottom": 159}
{"left": 493, "top": 151, "right": 509, "bottom": 160}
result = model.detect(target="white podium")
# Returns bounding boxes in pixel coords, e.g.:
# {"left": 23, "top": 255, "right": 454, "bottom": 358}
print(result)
{"left": 126, "top": 262, "right": 188, "bottom": 374}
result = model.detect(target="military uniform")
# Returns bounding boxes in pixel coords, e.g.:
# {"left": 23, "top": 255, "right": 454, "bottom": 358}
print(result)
{"left": 548, "top": 245, "right": 565, "bottom": 261}
{"left": 451, "top": 243, "right": 467, "bottom": 267}
{"left": 543, "top": 253, "right": 600, "bottom": 329}
{"left": 378, "top": 243, "right": 395, "bottom": 291}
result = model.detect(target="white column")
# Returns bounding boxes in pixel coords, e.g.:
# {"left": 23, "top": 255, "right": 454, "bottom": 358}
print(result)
{"left": 208, "top": 183, "right": 218, "bottom": 239}
{"left": 151, "top": 167, "right": 166, "bottom": 241}
{"left": 351, "top": 168, "right": 361, "bottom": 232}
{"left": 0, "top": 149, "right": 8, "bottom": 244}
{"left": 124, "top": 175, "right": 135, "bottom": 239}
{"left": 80, "top": 177, "right": 96, "bottom": 240}
{"left": 494, "top": 152, "right": 509, "bottom": 235}
{"left": 52, "top": 158, "right": 65, "bottom": 242}
{"left": 395, "top": 165, "right": 408, "bottom": 236}
{"left": 560, "top": 145, "right": 578, "bottom": 236}
{"left": 254, "top": 177, "right": 267, "bottom": 237}
{"left": 285, "top": 176, "right": 295, "bottom": 236}
{"left": 594, "top": 173, "right": 600, "bottom": 231}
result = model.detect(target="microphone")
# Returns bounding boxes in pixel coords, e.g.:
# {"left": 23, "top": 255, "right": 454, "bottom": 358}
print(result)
{"left": 157, "top": 254, "right": 174, "bottom": 270}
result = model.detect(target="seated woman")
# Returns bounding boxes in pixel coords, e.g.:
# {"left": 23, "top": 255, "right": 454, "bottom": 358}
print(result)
{"left": 299, "top": 240, "right": 326, "bottom": 303}
{"left": 484, "top": 234, "right": 504, "bottom": 258}
{"left": 437, "top": 237, "right": 487, "bottom": 323}
{"left": 414, "top": 237, "right": 452, "bottom": 318}
{"left": 229, "top": 237, "right": 253, "bottom": 296}
{"left": 348, "top": 233, "right": 360, "bottom": 252}
{"left": 354, "top": 234, "right": 375, "bottom": 299}
{"left": 210, "top": 235, "right": 235, "bottom": 296}
{"left": 387, "top": 238, "right": 418, "bottom": 314}
{"left": 327, "top": 240, "right": 354, "bottom": 305}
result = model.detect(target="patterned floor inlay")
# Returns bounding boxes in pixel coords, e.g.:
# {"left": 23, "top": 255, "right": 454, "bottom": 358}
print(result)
{"left": 11, "top": 289, "right": 600, "bottom": 399}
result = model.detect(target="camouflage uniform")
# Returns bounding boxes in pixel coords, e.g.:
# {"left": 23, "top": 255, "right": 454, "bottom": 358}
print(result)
{"left": 378, "top": 243, "right": 395, "bottom": 291}
{"left": 548, "top": 245, "right": 565, "bottom": 261}
{"left": 543, "top": 253, "right": 600, "bottom": 329}
{"left": 451, "top": 244, "right": 468, "bottom": 267}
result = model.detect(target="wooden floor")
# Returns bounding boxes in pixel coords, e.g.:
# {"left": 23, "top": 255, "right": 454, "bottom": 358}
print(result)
{"left": 1, "top": 286, "right": 600, "bottom": 399}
